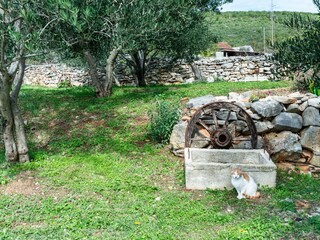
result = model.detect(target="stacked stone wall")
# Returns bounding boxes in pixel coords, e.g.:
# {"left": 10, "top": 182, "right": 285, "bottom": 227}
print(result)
{"left": 24, "top": 56, "right": 275, "bottom": 87}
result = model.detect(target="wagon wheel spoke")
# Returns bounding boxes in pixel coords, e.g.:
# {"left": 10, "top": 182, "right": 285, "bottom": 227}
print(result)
{"left": 190, "top": 138, "right": 211, "bottom": 142}
{"left": 212, "top": 109, "right": 219, "bottom": 129}
{"left": 224, "top": 110, "right": 231, "bottom": 128}
{"left": 197, "top": 119, "right": 212, "bottom": 134}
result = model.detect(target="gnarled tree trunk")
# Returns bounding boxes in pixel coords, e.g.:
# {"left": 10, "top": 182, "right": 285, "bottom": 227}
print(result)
{"left": 190, "top": 63, "right": 203, "bottom": 80}
{"left": 11, "top": 100, "right": 29, "bottom": 162}
{"left": 131, "top": 50, "right": 147, "bottom": 87}
{"left": 0, "top": 79, "right": 18, "bottom": 162}
{"left": 0, "top": 59, "right": 29, "bottom": 162}
{"left": 121, "top": 48, "right": 159, "bottom": 87}
{"left": 83, "top": 50, "right": 104, "bottom": 98}
{"left": 104, "top": 47, "right": 121, "bottom": 96}
{"left": 83, "top": 48, "right": 120, "bottom": 98}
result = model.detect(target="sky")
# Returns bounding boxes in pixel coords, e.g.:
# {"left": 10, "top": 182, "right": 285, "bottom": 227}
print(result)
{"left": 221, "top": 0, "right": 319, "bottom": 13}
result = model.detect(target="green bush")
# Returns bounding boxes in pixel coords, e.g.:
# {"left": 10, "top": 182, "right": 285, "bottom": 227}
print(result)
{"left": 57, "top": 79, "right": 72, "bottom": 88}
{"left": 148, "top": 99, "right": 180, "bottom": 144}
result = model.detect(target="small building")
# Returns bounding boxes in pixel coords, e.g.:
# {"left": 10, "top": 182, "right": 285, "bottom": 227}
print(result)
{"left": 216, "top": 42, "right": 262, "bottom": 57}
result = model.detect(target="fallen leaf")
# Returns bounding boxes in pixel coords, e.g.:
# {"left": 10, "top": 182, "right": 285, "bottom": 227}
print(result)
{"left": 295, "top": 200, "right": 309, "bottom": 209}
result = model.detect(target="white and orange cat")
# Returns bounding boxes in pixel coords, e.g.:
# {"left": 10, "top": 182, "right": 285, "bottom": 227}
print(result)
{"left": 231, "top": 168, "right": 260, "bottom": 199}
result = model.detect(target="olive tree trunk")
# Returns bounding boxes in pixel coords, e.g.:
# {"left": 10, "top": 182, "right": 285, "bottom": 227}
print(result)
{"left": 105, "top": 47, "right": 121, "bottom": 96}
{"left": 190, "top": 63, "right": 203, "bottom": 80}
{"left": 83, "top": 50, "right": 104, "bottom": 98}
{"left": 0, "top": 79, "right": 18, "bottom": 162}
{"left": 0, "top": 59, "right": 29, "bottom": 162}
{"left": 121, "top": 49, "right": 159, "bottom": 87}
{"left": 131, "top": 50, "right": 147, "bottom": 87}
{"left": 83, "top": 47, "right": 120, "bottom": 98}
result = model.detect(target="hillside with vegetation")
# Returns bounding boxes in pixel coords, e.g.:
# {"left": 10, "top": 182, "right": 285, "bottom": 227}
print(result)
{"left": 206, "top": 11, "right": 317, "bottom": 53}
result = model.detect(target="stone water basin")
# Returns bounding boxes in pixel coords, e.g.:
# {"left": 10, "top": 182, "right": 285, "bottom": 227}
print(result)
{"left": 185, "top": 148, "right": 277, "bottom": 190}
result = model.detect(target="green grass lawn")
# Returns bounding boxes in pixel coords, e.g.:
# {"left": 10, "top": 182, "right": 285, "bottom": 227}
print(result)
{"left": 1, "top": 81, "right": 320, "bottom": 239}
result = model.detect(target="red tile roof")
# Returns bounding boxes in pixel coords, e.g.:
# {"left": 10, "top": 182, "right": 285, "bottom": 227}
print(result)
{"left": 217, "top": 42, "right": 233, "bottom": 50}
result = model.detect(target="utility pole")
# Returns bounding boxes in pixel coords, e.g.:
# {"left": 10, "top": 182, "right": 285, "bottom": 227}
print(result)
{"left": 270, "top": 0, "right": 275, "bottom": 46}
{"left": 263, "top": 27, "right": 266, "bottom": 53}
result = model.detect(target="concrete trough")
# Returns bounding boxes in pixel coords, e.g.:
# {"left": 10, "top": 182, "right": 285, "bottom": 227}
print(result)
{"left": 185, "top": 148, "right": 277, "bottom": 190}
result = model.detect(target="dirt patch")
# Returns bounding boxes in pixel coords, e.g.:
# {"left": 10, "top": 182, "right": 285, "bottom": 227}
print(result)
{"left": 0, "top": 170, "right": 68, "bottom": 197}
{"left": 12, "top": 221, "right": 47, "bottom": 230}
{"left": 241, "top": 87, "right": 295, "bottom": 98}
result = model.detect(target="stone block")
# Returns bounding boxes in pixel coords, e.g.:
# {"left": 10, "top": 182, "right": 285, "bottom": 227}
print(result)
{"left": 170, "top": 121, "right": 187, "bottom": 149}
{"left": 302, "top": 107, "right": 320, "bottom": 126}
{"left": 185, "top": 148, "right": 276, "bottom": 190}
{"left": 310, "top": 153, "right": 320, "bottom": 167}
{"left": 251, "top": 100, "right": 283, "bottom": 117}
{"left": 186, "top": 95, "right": 215, "bottom": 109}
{"left": 264, "top": 131, "right": 302, "bottom": 162}
{"left": 272, "top": 112, "right": 302, "bottom": 132}
{"left": 300, "top": 126, "right": 320, "bottom": 153}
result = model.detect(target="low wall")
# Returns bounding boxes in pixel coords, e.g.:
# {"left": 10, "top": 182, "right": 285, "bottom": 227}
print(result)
{"left": 24, "top": 64, "right": 91, "bottom": 87}
{"left": 24, "top": 56, "right": 274, "bottom": 87}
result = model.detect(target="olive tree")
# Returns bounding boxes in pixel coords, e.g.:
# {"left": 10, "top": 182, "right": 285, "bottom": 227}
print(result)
{"left": 42, "top": 0, "right": 120, "bottom": 98}
{"left": 118, "top": 0, "right": 233, "bottom": 86}
{"left": 272, "top": 0, "right": 320, "bottom": 88}
{"left": 0, "top": 0, "right": 46, "bottom": 162}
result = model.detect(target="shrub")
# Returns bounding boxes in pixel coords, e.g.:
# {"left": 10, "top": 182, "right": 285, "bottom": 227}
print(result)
{"left": 249, "top": 91, "right": 268, "bottom": 102}
{"left": 148, "top": 99, "right": 180, "bottom": 144}
{"left": 58, "top": 79, "right": 72, "bottom": 88}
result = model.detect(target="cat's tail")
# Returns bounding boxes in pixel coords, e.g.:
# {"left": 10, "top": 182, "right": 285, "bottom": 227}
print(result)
{"left": 244, "top": 191, "right": 260, "bottom": 199}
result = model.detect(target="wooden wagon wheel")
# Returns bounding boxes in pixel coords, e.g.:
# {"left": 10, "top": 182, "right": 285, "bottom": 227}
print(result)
{"left": 185, "top": 101, "right": 258, "bottom": 149}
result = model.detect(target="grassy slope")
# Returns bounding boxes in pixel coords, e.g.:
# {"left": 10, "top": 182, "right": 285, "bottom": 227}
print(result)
{"left": 1, "top": 81, "right": 320, "bottom": 239}
{"left": 206, "top": 11, "right": 316, "bottom": 53}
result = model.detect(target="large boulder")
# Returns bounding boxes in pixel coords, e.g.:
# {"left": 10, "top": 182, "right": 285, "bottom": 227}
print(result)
{"left": 299, "top": 101, "right": 309, "bottom": 112}
{"left": 186, "top": 95, "right": 215, "bottom": 109}
{"left": 302, "top": 107, "right": 320, "bottom": 127}
{"left": 307, "top": 98, "right": 320, "bottom": 109}
{"left": 243, "top": 121, "right": 273, "bottom": 134}
{"left": 254, "top": 121, "right": 274, "bottom": 134}
{"left": 266, "top": 96, "right": 297, "bottom": 105}
{"left": 216, "top": 109, "right": 237, "bottom": 121}
{"left": 251, "top": 100, "right": 283, "bottom": 117}
{"left": 286, "top": 103, "right": 301, "bottom": 114}
{"left": 170, "top": 121, "right": 187, "bottom": 149}
{"left": 272, "top": 112, "right": 302, "bottom": 133}
{"left": 232, "top": 136, "right": 264, "bottom": 149}
{"left": 288, "top": 92, "right": 304, "bottom": 100}
{"left": 228, "top": 92, "right": 243, "bottom": 101}
{"left": 310, "top": 154, "right": 320, "bottom": 167}
{"left": 264, "top": 131, "right": 302, "bottom": 162}
{"left": 170, "top": 121, "right": 210, "bottom": 152}
{"left": 300, "top": 126, "right": 320, "bottom": 166}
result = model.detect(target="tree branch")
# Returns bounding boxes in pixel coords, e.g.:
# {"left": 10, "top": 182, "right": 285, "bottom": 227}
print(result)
{"left": 11, "top": 58, "right": 26, "bottom": 101}
{"left": 39, "top": 18, "right": 58, "bottom": 36}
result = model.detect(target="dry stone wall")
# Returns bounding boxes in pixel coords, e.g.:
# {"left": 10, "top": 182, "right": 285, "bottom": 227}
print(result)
{"left": 170, "top": 91, "right": 320, "bottom": 174}
{"left": 24, "top": 64, "right": 91, "bottom": 87}
{"left": 24, "top": 56, "right": 274, "bottom": 87}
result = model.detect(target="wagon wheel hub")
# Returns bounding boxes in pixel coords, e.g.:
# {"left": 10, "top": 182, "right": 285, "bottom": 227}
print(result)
{"left": 210, "top": 129, "right": 233, "bottom": 149}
